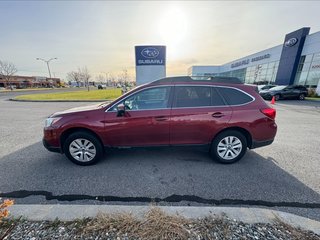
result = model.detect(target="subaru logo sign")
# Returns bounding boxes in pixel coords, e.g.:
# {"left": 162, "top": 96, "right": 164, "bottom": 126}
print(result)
{"left": 141, "top": 47, "right": 160, "bottom": 58}
{"left": 284, "top": 38, "right": 298, "bottom": 47}
{"left": 135, "top": 45, "right": 166, "bottom": 66}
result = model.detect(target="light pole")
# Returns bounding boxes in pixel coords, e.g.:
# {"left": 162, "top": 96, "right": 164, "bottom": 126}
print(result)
{"left": 36, "top": 57, "right": 57, "bottom": 78}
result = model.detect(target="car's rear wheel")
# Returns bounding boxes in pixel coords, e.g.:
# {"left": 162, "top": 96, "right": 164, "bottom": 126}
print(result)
{"left": 298, "top": 93, "right": 305, "bottom": 100}
{"left": 210, "top": 130, "right": 247, "bottom": 164}
{"left": 63, "top": 131, "right": 103, "bottom": 165}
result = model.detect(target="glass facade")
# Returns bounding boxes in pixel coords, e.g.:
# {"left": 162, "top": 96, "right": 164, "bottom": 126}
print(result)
{"left": 212, "top": 61, "right": 279, "bottom": 84}
{"left": 295, "top": 52, "right": 320, "bottom": 87}
{"left": 244, "top": 61, "right": 279, "bottom": 84}
{"left": 217, "top": 69, "right": 247, "bottom": 82}
{"left": 191, "top": 61, "right": 280, "bottom": 85}
{"left": 191, "top": 55, "right": 320, "bottom": 87}
{"left": 189, "top": 28, "right": 320, "bottom": 87}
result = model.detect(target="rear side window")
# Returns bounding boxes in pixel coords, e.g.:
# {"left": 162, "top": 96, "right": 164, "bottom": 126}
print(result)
{"left": 217, "top": 87, "right": 254, "bottom": 105}
{"left": 173, "top": 86, "right": 225, "bottom": 108}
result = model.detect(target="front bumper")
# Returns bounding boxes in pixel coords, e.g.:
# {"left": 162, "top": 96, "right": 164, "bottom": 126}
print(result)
{"left": 43, "top": 138, "right": 61, "bottom": 153}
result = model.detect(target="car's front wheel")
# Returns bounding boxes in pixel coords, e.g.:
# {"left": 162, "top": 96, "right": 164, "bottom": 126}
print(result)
{"left": 274, "top": 94, "right": 280, "bottom": 101}
{"left": 63, "top": 131, "right": 103, "bottom": 165}
{"left": 210, "top": 130, "right": 247, "bottom": 164}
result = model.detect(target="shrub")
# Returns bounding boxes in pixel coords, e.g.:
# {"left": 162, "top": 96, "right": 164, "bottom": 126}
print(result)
{"left": 0, "top": 198, "right": 14, "bottom": 222}
{"left": 308, "top": 88, "right": 319, "bottom": 97}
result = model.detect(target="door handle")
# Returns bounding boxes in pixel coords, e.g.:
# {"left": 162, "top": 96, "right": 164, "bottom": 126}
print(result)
{"left": 212, "top": 112, "right": 225, "bottom": 118}
{"left": 154, "top": 116, "right": 168, "bottom": 121}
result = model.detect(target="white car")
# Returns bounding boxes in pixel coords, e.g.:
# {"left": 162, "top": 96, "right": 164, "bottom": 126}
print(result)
{"left": 97, "top": 84, "right": 107, "bottom": 89}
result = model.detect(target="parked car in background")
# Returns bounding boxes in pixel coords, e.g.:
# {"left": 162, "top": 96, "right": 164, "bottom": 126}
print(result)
{"left": 43, "top": 76, "right": 277, "bottom": 165}
{"left": 257, "top": 84, "right": 276, "bottom": 92}
{"left": 97, "top": 84, "right": 107, "bottom": 89}
{"left": 259, "top": 85, "right": 308, "bottom": 100}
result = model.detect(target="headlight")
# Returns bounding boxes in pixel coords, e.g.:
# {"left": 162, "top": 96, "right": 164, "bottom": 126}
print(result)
{"left": 44, "top": 117, "right": 62, "bottom": 127}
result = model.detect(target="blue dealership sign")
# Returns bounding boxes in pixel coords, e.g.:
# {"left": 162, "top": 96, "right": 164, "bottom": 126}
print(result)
{"left": 135, "top": 46, "right": 166, "bottom": 66}
{"left": 275, "top": 28, "right": 310, "bottom": 85}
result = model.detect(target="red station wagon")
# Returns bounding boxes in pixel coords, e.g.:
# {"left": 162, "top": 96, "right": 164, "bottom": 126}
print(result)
{"left": 43, "top": 76, "right": 277, "bottom": 165}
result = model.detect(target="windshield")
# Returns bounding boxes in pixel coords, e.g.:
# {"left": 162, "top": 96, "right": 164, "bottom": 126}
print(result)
{"left": 269, "top": 86, "right": 287, "bottom": 91}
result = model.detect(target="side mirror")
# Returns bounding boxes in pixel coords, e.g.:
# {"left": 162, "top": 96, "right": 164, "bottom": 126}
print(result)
{"left": 116, "top": 103, "right": 125, "bottom": 117}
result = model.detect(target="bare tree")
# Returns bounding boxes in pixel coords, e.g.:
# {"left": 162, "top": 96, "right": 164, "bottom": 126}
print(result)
{"left": 108, "top": 73, "right": 116, "bottom": 86}
{"left": 0, "top": 60, "right": 17, "bottom": 90}
{"left": 119, "top": 69, "right": 129, "bottom": 84}
{"left": 66, "top": 71, "right": 81, "bottom": 87}
{"left": 96, "top": 74, "right": 105, "bottom": 84}
{"left": 79, "top": 67, "right": 91, "bottom": 91}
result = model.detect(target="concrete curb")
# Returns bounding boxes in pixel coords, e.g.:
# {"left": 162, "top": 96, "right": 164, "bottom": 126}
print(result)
{"left": 9, "top": 98, "right": 110, "bottom": 103}
{"left": 9, "top": 205, "right": 320, "bottom": 234}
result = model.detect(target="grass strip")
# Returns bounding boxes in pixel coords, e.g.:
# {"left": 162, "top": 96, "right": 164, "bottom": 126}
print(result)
{"left": 306, "top": 97, "right": 320, "bottom": 101}
{"left": 13, "top": 89, "right": 121, "bottom": 101}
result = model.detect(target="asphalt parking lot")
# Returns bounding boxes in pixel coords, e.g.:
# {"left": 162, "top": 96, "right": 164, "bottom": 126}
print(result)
{"left": 0, "top": 91, "right": 320, "bottom": 221}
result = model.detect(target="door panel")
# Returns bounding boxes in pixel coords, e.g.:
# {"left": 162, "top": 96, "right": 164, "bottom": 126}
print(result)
{"left": 102, "top": 86, "right": 172, "bottom": 147}
{"left": 283, "top": 87, "right": 295, "bottom": 99}
{"left": 170, "top": 86, "right": 232, "bottom": 145}
{"left": 103, "top": 109, "right": 171, "bottom": 146}
{"left": 170, "top": 107, "right": 232, "bottom": 145}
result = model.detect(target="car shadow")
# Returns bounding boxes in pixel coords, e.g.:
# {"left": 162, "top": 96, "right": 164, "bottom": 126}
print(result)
{"left": 1, "top": 141, "right": 320, "bottom": 220}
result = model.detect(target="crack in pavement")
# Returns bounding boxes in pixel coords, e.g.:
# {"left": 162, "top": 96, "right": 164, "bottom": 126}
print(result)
{"left": 1, "top": 190, "right": 320, "bottom": 209}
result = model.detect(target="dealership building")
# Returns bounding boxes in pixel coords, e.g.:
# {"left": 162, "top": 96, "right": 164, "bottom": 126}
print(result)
{"left": 188, "top": 27, "right": 320, "bottom": 87}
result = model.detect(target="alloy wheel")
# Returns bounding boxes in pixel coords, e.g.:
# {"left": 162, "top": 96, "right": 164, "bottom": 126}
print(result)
{"left": 69, "top": 138, "right": 97, "bottom": 162}
{"left": 217, "top": 136, "right": 243, "bottom": 160}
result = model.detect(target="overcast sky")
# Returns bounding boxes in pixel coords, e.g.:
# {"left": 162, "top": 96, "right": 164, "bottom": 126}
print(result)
{"left": 0, "top": 1, "right": 320, "bottom": 80}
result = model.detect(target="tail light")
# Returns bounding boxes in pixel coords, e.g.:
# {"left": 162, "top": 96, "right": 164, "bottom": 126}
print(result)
{"left": 260, "top": 108, "right": 276, "bottom": 120}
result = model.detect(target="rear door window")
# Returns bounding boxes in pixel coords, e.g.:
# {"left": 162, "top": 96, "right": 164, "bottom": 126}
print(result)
{"left": 173, "top": 86, "right": 225, "bottom": 108}
{"left": 211, "top": 88, "right": 226, "bottom": 106}
{"left": 216, "top": 87, "right": 254, "bottom": 105}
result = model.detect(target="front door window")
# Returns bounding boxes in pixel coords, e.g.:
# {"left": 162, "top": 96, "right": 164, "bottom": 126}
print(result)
{"left": 110, "top": 86, "right": 171, "bottom": 111}
{"left": 124, "top": 87, "right": 170, "bottom": 110}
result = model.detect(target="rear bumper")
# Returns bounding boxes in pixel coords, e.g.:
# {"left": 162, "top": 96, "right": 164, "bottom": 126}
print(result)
{"left": 251, "top": 139, "right": 274, "bottom": 149}
{"left": 43, "top": 138, "right": 61, "bottom": 153}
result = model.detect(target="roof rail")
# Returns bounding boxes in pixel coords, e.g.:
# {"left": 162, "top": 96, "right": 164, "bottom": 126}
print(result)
{"left": 207, "top": 76, "right": 243, "bottom": 84}
{"left": 151, "top": 76, "right": 243, "bottom": 84}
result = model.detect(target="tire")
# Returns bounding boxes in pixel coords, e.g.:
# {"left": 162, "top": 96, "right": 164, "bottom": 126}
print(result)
{"left": 298, "top": 93, "right": 305, "bottom": 100}
{"left": 63, "top": 131, "right": 103, "bottom": 166}
{"left": 274, "top": 94, "right": 280, "bottom": 101}
{"left": 210, "top": 130, "right": 247, "bottom": 164}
